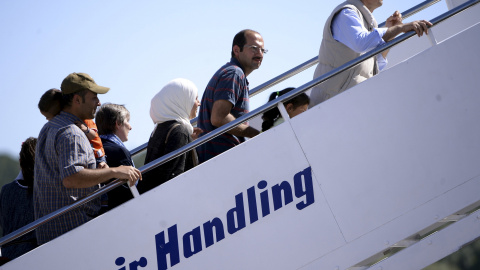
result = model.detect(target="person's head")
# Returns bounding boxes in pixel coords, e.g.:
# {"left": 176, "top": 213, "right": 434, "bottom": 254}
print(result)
{"left": 231, "top": 29, "right": 266, "bottom": 76}
{"left": 361, "top": 0, "right": 383, "bottom": 12}
{"left": 150, "top": 78, "right": 198, "bottom": 133}
{"left": 38, "top": 88, "right": 63, "bottom": 120}
{"left": 19, "top": 137, "right": 37, "bottom": 189}
{"left": 261, "top": 87, "right": 310, "bottom": 132}
{"left": 60, "top": 72, "right": 110, "bottom": 120}
{"left": 96, "top": 103, "right": 131, "bottom": 142}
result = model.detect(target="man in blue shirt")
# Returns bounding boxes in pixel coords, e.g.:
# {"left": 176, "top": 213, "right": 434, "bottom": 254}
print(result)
{"left": 34, "top": 72, "right": 142, "bottom": 244}
{"left": 310, "top": 0, "right": 432, "bottom": 106}
{"left": 197, "top": 29, "right": 265, "bottom": 163}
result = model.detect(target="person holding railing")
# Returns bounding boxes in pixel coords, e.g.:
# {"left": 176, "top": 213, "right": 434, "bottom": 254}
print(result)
{"left": 310, "top": 0, "right": 432, "bottom": 107}
{"left": 95, "top": 103, "right": 136, "bottom": 210}
{"left": 137, "top": 78, "right": 201, "bottom": 194}
{"left": 34, "top": 73, "right": 142, "bottom": 245}
{"left": 196, "top": 29, "right": 264, "bottom": 163}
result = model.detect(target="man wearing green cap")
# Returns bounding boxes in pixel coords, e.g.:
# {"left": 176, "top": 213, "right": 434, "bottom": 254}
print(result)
{"left": 34, "top": 72, "right": 142, "bottom": 245}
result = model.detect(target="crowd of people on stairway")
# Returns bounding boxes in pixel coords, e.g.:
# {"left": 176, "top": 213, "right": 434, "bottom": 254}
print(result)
{"left": 0, "top": 0, "right": 431, "bottom": 263}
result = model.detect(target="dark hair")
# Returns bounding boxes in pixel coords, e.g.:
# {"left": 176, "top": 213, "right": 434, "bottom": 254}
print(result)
{"left": 62, "top": 89, "right": 88, "bottom": 108}
{"left": 261, "top": 88, "right": 310, "bottom": 132}
{"left": 38, "top": 88, "right": 62, "bottom": 114}
{"left": 231, "top": 29, "right": 259, "bottom": 58}
{"left": 19, "top": 137, "right": 37, "bottom": 190}
{"left": 95, "top": 103, "right": 130, "bottom": 135}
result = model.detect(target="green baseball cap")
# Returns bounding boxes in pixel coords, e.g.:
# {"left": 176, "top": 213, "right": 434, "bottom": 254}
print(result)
{"left": 61, "top": 72, "right": 110, "bottom": 95}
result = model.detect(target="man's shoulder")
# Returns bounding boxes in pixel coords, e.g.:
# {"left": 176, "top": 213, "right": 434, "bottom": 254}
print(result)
{"left": 46, "top": 112, "right": 78, "bottom": 131}
{"left": 38, "top": 118, "right": 77, "bottom": 141}
{"left": 47, "top": 121, "right": 86, "bottom": 148}
{"left": 333, "top": 0, "right": 371, "bottom": 23}
{"left": 333, "top": 3, "right": 360, "bottom": 17}
{"left": 56, "top": 123, "right": 82, "bottom": 138}
{"left": 216, "top": 60, "right": 244, "bottom": 77}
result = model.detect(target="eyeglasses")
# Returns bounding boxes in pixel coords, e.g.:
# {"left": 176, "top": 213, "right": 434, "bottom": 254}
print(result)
{"left": 245, "top": 45, "right": 268, "bottom": 54}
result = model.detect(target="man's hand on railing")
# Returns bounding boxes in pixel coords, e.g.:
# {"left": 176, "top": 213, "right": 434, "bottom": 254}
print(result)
{"left": 405, "top": 20, "right": 433, "bottom": 37}
{"left": 386, "top": 10, "right": 403, "bottom": 28}
{"left": 114, "top": 166, "right": 142, "bottom": 187}
{"left": 383, "top": 19, "right": 433, "bottom": 41}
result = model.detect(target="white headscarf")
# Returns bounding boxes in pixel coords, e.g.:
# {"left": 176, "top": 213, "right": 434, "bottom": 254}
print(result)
{"left": 150, "top": 78, "right": 198, "bottom": 135}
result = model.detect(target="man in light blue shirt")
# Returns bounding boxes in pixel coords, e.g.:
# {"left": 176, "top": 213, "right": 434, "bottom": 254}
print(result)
{"left": 310, "top": 0, "right": 432, "bottom": 106}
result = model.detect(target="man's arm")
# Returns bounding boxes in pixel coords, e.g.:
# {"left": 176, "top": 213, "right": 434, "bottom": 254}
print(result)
{"left": 332, "top": 8, "right": 385, "bottom": 54}
{"left": 211, "top": 100, "right": 260, "bottom": 138}
{"left": 63, "top": 166, "right": 142, "bottom": 189}
{"left": 333, "top": 9, "right": 431, "bottom": 61}
{"left": 380, "top": 10, "right": 403, "bottom": 59}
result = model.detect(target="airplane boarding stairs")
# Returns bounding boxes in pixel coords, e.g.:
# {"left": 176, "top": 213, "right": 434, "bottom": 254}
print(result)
{"left": 2, "top": 1, "right": 480, "bottom": 269}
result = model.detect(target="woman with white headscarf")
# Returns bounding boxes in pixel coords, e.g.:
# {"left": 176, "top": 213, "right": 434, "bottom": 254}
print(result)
{"left": 137, "top": 78, "right": 201, "bottom": 194}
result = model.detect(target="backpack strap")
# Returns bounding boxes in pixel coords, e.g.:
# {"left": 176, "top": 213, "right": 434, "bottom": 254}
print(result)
{"left": 165, "top": 123, "right": 181, "bottom": 145}
{"left": 165, "top": 123, "right": 199, "bottom": 167}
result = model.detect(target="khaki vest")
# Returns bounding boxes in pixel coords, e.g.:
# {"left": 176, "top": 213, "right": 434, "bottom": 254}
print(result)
{"left": 310, "top": 0, "right": 379, "bottom": 106}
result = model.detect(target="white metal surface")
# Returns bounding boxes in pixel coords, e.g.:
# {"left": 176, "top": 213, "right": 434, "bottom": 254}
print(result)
{"left": 366, "top": 210, "right": 480, "bottom": 270}
{"left": 295, "top": 22, "right": 480, "bottom": 270}
{"left": 386, "top": 2, "right": 480, "bottom": 69}
{"left": 447, "top": 0, "right": 471, "bottom": 9}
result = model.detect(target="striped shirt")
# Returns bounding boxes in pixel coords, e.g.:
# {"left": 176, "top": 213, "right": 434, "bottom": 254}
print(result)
{"left": 197, "top": 58, "right": 250, "bottom": 163}
{"left": 34, "top": 111, "right": 100, "bottom": 245}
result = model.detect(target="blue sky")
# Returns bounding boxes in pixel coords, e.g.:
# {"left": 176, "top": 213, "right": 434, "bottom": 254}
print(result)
{"left": 0, "top": 0, "right": 447, "bottom": 157}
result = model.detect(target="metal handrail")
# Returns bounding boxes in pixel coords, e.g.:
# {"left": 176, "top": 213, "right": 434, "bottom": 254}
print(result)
{"left": 2, "top": 0, "right": 476, "bottom": 249}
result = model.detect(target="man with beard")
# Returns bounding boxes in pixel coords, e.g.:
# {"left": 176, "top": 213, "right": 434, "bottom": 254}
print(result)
{"left": 197, "top": 29, "right": 265, "bottom": 163}
{"left": 34, "top": 72, "right": 142, "bottom": 245}
{"left": 310, "top": 0, "right": 432, "bottom": 107}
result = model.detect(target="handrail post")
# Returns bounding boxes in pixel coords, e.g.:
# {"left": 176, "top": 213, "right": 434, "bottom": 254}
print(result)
{"left": 278, "top": 103, "right": 290, "bottom": 124}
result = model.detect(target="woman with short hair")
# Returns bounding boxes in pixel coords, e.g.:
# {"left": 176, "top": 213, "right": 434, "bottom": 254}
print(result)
{"left": 95, "top": 103, "right": 135, "bottom": 210}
